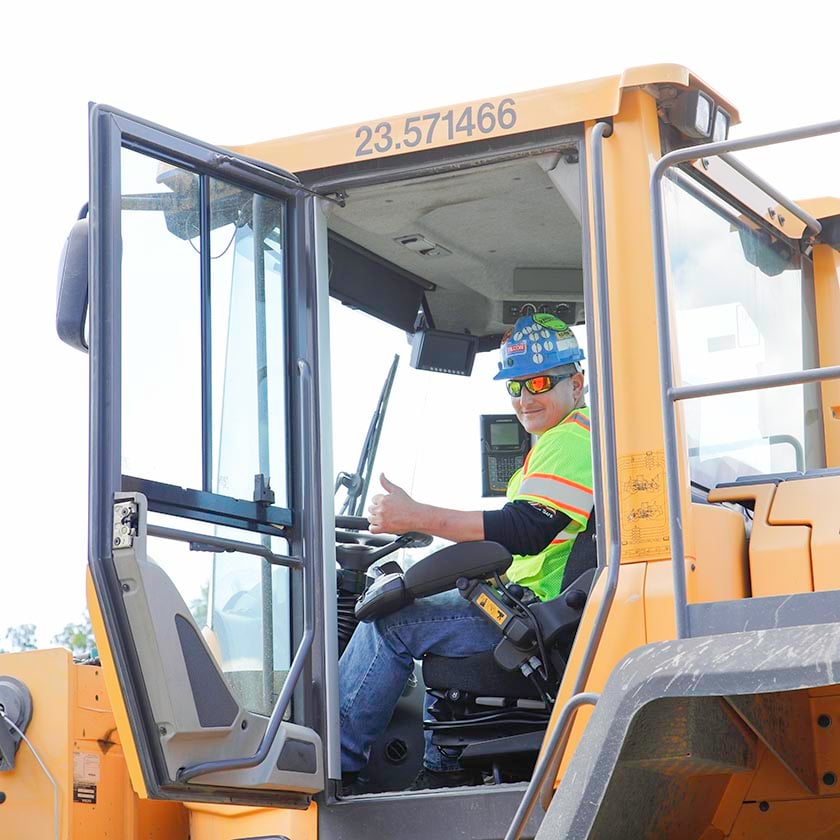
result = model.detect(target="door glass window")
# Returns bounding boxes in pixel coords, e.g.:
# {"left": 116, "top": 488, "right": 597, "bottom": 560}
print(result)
{"left": 121, "top": 149, "right": 202, "bottom": 487}
{"left": 119, "top": 148, "right": 293, "bottom": 716}
{"left": 212, "top": 189, "right": 288, "bottom": 506}
{"left": 119, "top": 149, "right": 290, "bottom": 505}
{"left": 145, "top": 512, "right": 291, "bottom": 717}
{"left": 208, "top": 534, "right": 291, "bottom": 717}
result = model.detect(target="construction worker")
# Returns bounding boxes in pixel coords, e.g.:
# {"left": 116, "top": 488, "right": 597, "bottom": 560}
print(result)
{"left": 339, "top": 314, "right": 594, "bottom": 791}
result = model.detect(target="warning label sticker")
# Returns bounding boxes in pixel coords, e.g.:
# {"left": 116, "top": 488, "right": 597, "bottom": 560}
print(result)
{"left": 73, "top": 751, "right": 101, "bottom": 784}
{"left": 73, "top": 784, "right": 97, "bottom": 804}
{"left": 476, "top": 593, "right": 508, "bottom": 626}
{"left": 618, "top": 450, "right": 670, "bottom": 560}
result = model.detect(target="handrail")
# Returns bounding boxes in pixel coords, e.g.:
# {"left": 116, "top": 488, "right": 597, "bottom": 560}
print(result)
{"left": 506, "top": 120, "right": 623, "bottom": 839}
{"left": 146, "top": 524, "right": 302, "bottom": 567}
{"left": 504, "top": 693, "right": 600, "bottom": 840}
{"left": 177, "top": 360, "right": 316, "bottom": 783}
{"left": 671, "top": 364, "right": 840, "bottom": 401}
{"left": 651, "top": 118, "right": 840, "bottom": 639}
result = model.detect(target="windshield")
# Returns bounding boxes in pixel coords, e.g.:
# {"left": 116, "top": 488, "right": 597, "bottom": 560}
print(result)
{"left": 664, "top": 173, "right": 825, "bottom": 487}
{"left": 329, "top": 300, "right": 508, "bottom": 537}
{"left": 328, "top": 298, "right": 588, "bottom": 555}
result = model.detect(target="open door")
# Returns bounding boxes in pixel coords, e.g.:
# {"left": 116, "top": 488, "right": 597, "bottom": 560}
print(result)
{"left": 86, "top": 105, "right": 329, "bottom": 807}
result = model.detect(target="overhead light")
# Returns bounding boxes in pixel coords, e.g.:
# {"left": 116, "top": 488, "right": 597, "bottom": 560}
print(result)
{"left": 394, "top": 234, "right": 451, "bottom": 258}
{"left": 712, "top": 107, "right": 731, "bottom": 143}
{"left": 668, "top": 90, "right": 714, "bottom": 140}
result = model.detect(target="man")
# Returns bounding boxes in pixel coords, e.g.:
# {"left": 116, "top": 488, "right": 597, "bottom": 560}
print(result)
{"left": 339, "top": 314, "right": 593, "bottom": 791}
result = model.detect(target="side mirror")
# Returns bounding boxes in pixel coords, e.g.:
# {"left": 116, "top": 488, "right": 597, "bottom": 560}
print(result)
{"left": 56, "top": 206, "right": 89, "bottom": 352}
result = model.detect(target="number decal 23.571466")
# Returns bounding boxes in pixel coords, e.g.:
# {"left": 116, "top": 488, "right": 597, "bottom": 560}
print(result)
{"left": 354, "top": 98, "right": 517, "bottom": 157}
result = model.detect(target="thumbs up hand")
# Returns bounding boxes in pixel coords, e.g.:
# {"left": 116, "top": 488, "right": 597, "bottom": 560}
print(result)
{"left": 368, "top": 473, "right": 421, "bottom": 534}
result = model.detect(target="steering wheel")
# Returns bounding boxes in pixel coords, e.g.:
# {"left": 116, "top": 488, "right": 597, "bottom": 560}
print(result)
{"left": 334, "top": 515, "right": 432, "bottom": 572}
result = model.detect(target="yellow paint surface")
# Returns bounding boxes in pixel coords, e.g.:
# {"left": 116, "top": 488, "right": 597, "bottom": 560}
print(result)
{"left": 0, "top": 647, "right": 187, "bottom": 839}
{"left": 186, "top": 801, "right": 317, "bottom": 840}
{"left": 226, "top": 64, "right": 738, "bottom": 174}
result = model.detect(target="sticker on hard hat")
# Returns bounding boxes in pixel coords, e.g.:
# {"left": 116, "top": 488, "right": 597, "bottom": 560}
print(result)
{"left": 507, "top": 342, "right": 526, "bottom": 355}
{"left": 534, "top": 313, "right": 569, "bottom": 331}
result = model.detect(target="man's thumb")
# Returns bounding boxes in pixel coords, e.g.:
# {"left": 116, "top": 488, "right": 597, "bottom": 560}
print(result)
{"left": 380, "top": 473, "right": 404, "bottom": 494}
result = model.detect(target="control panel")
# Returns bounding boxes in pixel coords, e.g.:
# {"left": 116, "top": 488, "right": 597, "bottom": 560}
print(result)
{"left": 481, "top": 414, "right": 532, "bottom": 497}
{"left": 502, "top": 300, "right": 583, "bottom": 325}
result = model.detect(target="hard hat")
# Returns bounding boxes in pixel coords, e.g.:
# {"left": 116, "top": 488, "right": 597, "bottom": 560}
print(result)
{"left": 493, "top": 313, "right": 584, "bottom": 380}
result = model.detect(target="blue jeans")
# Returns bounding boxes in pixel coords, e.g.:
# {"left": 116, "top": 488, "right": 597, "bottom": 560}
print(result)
{"left": 339, "top": 589, "right": 503, "bottom": 774}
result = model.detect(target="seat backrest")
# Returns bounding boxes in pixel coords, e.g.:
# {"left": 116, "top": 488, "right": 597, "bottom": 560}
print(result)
{"left": 558, "top": 513, "right": 597, "bottom": 590}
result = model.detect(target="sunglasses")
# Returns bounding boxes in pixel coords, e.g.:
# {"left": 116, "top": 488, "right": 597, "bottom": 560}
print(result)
{"left": 506, "top": 373, "right": 571, "bottom": 398}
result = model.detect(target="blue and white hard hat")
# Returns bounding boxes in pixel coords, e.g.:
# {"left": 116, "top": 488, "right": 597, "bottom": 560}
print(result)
{"left": 493, "top": 314, "right": 584, "bottom": 380}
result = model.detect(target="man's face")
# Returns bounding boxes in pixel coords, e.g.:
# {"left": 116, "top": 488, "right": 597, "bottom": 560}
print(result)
{"left": 510, "top": 371, "right": 584, "bottom": 436}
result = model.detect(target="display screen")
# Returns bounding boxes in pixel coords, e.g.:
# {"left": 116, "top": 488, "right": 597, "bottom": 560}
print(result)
{"left": 422, "top": 334, "right": 471, "bottom": 369}
{"left": 490, "top": 422, "right": 520, "bottom": 447}
{"left": 411, "top": 329, "right": 477, "bottom": 375}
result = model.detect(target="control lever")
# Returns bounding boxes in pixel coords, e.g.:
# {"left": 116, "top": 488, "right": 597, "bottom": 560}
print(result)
{"left": 353, "top": 534, "right": 430, "bottom": 621}
{"left": 366, "top": 532, "right": 429, "bottom": 563}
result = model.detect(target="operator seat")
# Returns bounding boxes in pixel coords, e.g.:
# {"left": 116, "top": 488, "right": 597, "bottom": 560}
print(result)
{"left": 423, "top": 512, "right": 597, "bottom": 695}
{"left": 421, "top": 514, "right": 598, "bottom": 780}
{"left": 354, "top": 514, "right": 598, "bottom": 783}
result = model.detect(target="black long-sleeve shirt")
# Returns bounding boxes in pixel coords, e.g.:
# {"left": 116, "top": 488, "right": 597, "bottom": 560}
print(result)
{"left": 483, "top": 500, "right": 572, "bottom": 557}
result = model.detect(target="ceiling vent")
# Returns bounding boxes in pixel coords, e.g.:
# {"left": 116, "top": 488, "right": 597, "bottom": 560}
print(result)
{"left": 394, "top": 234, "right": 452, "bottom": 258}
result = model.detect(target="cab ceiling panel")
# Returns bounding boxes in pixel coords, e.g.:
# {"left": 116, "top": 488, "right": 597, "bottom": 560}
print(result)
{"left": 326, "top": 156, "right": 582, "bottom": 335}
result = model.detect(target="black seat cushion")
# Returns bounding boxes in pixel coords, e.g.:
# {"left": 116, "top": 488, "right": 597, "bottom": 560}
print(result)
{"left": 422, "top": 649, "right": 542, "bottom": 700}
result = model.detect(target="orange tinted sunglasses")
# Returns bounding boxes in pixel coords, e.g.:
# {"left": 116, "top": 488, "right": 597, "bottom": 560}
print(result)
{"left": 506, "top": 373, "right": 570, "bottom": 398}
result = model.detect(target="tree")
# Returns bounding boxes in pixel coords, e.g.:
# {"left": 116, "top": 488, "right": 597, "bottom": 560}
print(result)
{"left": 52, "top": 612, "right": 95, "bottom": 657}
{"left": 2, "top": 624, "right": 38, "bottom": 653}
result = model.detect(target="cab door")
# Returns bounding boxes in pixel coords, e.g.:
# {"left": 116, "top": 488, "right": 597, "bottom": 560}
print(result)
{"left": 86, "top": 105, "right": 332, "bottom": 806}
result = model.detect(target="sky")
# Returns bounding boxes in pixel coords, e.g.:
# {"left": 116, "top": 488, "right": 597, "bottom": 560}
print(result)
{"left": 2, "top": 0, "right": 840, "bottom": 646}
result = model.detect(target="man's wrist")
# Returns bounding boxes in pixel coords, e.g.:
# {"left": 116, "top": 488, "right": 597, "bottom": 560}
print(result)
{"left": 413, "top": 502, "right": 435, "bottom": 534}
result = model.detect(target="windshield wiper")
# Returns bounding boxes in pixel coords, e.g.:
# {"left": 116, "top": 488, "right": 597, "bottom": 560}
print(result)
{"left": 335, "top": 354, "right": 400, "bottom": 517}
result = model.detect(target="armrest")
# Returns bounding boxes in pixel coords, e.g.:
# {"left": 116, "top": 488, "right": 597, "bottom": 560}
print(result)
{"left": 355, "top": 541, "right": 512, "bottom": 623}
{"left": 404, "top": 541, "right": 512, "bottom": 599}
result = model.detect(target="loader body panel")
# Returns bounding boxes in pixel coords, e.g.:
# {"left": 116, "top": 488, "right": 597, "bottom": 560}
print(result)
{"left": 538, "top": 623, "right": 840, "bottom": 839}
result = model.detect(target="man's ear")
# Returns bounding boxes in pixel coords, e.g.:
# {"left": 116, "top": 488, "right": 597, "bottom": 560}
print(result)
{"left": 571, "top": 372, "right": 585, "bottom": 401}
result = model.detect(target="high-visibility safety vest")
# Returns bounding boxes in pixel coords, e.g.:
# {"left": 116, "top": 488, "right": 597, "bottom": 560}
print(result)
{"left": 505, "top": 406, "right": 593, "bottom": 602}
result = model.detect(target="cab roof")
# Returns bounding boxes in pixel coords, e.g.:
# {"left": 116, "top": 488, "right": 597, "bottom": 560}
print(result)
{"left": 226, "top": 64, "right": 740, "bottom": 175}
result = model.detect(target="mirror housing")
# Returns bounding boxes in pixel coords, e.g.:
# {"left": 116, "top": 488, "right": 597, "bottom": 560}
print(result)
{"left": 56, "top": 208, "right": 89, "bottom": 352}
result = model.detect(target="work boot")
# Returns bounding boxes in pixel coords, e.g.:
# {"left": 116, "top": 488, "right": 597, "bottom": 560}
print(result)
{"left": 407, "top": 766, "right": 484, "bottom": 791}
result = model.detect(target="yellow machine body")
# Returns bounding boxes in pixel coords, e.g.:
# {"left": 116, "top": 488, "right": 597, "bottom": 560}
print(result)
{"left": 0, "top": 648, "right": 187, "bottom": 839}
